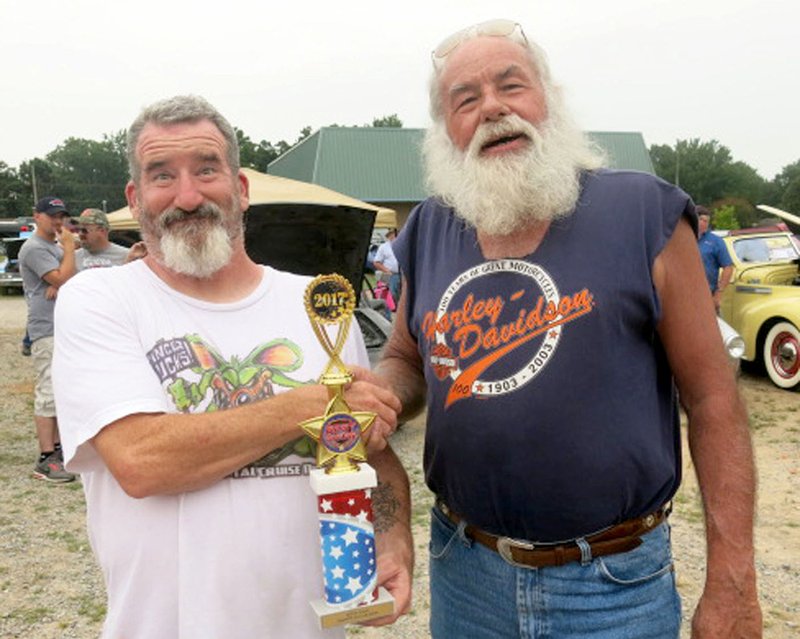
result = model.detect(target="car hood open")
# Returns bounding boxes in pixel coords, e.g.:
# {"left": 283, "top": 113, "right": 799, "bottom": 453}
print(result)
{"left": 244, "top": 202, "right": 375, "bottom": 299}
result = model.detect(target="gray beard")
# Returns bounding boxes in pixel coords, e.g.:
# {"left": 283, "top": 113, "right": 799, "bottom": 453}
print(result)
{"left": 159, "top": 224, "right": 233, "bottom": 279}
{"left": 139, "top": 200, "right": 241, "bottom": 279}
{"left": 423, "top": 113, "right": 601, "bottom": 236}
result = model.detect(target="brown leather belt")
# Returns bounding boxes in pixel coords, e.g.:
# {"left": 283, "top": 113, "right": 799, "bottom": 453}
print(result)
{"left": 437, "top": 501, "right": 669, "bottom": 569}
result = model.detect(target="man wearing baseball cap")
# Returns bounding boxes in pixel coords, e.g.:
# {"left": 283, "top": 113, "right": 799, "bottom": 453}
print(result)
{"left": 19, "top": 196, "right": 77, "bottom": 482}
{"left": 72, "top": 209, "right": 130, "bottom": 270}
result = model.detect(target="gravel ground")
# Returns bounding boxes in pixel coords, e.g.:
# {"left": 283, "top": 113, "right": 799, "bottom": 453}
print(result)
{"left": 0, "top": 292, "right": 798, "bottom": 638}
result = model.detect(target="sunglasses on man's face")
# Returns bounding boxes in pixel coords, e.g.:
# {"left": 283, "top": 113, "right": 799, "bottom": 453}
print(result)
{"left": 431, "top": 19, "right": 527, "bottom": 69}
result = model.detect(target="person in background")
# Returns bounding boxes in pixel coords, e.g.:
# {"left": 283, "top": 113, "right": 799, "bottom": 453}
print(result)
{"left": 696, "top": 205, "right": 734, "bottom": 311}
{"left": 21, "top": 332, "right": 32, "bottom": 356}
{"left": 373, "top": 228, "right": 401, "bottom": 312}
{"left": 376, "top": 19, "right": 760, "bottom": 639}
{"left": 72, "top": 208, "right": 130, "bottom": 270}
{"left": 52, "top": 95, "right": 412, "bottom": 639}
{"left": 19, "top": 196, "right": 77, "bottom": 483}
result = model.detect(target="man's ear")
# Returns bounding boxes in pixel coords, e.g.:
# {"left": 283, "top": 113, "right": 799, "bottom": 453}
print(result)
{"left": 237, "top": 171, "right": 250, "bottom": 213}
{"left": 125, "top": 181, "right": 140, "bottom": 220}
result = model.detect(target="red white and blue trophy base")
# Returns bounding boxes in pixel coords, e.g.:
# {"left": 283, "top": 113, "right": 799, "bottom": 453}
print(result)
{"left": 308, "top": 464, "right": 395, "bottom": 629}
{"left": 300, "top": 274, "right": 395, "bottom": 628}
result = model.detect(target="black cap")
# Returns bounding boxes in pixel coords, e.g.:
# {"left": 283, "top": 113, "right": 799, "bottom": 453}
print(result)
{"left": 35, "top": 196, "right": 69, "bottom": 216}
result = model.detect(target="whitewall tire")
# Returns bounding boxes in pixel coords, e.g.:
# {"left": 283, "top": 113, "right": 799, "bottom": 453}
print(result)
{"left": 762, "top": 321, "right": 800, "bottom": 390}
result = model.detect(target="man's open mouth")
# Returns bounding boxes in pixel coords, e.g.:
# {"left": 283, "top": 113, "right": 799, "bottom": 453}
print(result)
{"left": 481, "top": 133, "right": 528, "bottom": 152}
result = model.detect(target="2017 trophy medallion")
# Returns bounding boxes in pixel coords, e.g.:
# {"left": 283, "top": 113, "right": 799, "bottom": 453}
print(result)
{"left": 299, "top": 274, "right": 395, "bottom": 628}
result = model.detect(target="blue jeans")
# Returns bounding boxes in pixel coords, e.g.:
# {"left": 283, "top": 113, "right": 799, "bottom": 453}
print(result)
{"left": 429, "top": 505, "right": 681, "bottom": 638}
{"left": 388, "top": 272, "right": 401, "bottom": 304}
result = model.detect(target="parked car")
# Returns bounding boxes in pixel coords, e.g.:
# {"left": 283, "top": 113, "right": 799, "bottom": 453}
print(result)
{"left": 0, "top": 217, "right": 35, "bottom": 240}
{"left": 0, "top": 237, "right": 25, "bottom": 293}
{"left": 719, "top": 228, "right": 800, "bottom": 389}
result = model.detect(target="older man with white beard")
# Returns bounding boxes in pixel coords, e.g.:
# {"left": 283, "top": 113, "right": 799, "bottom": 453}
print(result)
{"left": 51, "top": 95, "right": 413, "bottom": 639}
{"left": 375, "top": 20, "right": 761, "bottom": 639}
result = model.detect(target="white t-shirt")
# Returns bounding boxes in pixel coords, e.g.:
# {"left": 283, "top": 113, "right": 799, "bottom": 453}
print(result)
{"left": 373, "top": 241, "right": 398, "bottom": 274}
{"left": 53, "top": 261, "right": 368, "bottom": 639}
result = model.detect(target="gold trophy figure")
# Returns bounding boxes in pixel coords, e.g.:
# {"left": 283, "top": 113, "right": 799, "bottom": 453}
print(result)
{"left": 299, "top": 274, "right": 395, "bottom": 628}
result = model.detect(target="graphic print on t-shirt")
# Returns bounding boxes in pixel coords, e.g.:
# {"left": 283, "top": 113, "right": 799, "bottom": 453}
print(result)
{"left": 421, "top": 260, "right": 595, "bottom": 408}
{"left": 146, "top": 334, "right": 318, "bottom": 473}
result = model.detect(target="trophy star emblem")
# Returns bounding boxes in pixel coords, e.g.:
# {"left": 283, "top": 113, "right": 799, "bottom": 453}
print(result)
{"left": 299, "top": 410, "right": 375, "bottom": 472}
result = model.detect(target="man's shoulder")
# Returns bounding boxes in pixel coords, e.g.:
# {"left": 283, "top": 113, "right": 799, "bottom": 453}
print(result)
{"left": 19, "top": 235, "right": 55, "bottom": 263}
{"left": 406, "top": 196, "right": 459, "bottom": 231}
{"left": 18, "top": 234, "right": 42, "bottom": 256}
{"left": 261, "top": 265, "right": 314, "bottom": 291}
{"left": 582, "top": 169, "right": 691, "bottom": 215}
{"left": 585, "top": 168, "right": 676, "bottom": 192}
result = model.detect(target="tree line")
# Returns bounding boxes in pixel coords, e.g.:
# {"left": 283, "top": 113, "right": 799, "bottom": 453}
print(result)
{"left": 0, "top": 114, "right": 403, "bottom": 217}
{"left": 1, "top": 119, "right": 798, "bottom": 226}
{"left": 650, "top": 139, "right": 800, "bottom": 229}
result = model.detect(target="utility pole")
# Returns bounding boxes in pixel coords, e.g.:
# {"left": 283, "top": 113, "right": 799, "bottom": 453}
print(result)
{"left": 31, "top": 162, "right": 39, "bottom": 205}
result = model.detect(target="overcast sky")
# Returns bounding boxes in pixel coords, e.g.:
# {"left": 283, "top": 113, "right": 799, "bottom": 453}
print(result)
{"left": 1, "top": 0, "right": 797, "bottom": 180}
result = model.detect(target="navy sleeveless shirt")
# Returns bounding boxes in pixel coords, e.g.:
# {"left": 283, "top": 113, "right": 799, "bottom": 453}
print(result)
{"left": 393, "top": 169, "right": 695, "bottom": 541}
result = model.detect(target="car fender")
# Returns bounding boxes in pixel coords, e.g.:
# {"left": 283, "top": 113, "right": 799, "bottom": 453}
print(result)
{"left": 725, "top": 287, "right": 800, "bottom": 361}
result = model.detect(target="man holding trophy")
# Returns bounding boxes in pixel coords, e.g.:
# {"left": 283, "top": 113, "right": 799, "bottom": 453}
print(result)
{"left": 52, "top": 95, "right": 412, "bottom": 639}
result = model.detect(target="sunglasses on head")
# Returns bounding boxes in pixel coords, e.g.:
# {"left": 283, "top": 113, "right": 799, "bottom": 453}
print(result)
{"left": 431, "top": 19, "right": 528, "bottom": 69}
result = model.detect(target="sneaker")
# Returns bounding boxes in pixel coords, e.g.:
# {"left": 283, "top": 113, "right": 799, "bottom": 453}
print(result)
{"left": 33, "top": 453, "right": 76, "bottom": 483}
{"left": 21, "top": 343, "right": 31, "bottom": 357}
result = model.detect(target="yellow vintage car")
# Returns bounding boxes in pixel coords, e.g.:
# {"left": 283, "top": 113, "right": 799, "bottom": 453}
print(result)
{"left": 719, "top": 229, "right": 800, "bottom": 390}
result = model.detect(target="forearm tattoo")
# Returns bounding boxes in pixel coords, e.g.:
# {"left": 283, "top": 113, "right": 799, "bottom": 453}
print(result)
{"left": 373, "top": 480, "right": 399, "bottom": 534}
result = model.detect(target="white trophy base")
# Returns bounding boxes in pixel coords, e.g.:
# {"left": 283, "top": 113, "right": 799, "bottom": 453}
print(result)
{"left": 308, "top": 463, "right": 377, "bottom": 494}
{"left": 310, "top": 586, "right": 395, "bottom": 629}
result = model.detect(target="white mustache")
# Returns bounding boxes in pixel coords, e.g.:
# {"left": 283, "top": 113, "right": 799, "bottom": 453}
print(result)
{"left": 468, "top": 115, "right": 537, "bottom": 158}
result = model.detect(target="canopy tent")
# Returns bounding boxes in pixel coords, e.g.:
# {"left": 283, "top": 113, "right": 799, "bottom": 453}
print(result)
{"left": 106, "top": 167, "right": 397, "bottom": 230}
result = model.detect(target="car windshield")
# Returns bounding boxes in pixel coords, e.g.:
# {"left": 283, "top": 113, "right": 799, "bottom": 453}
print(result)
{"left": 732, "top": 236, "right": 800, "bottom": 263}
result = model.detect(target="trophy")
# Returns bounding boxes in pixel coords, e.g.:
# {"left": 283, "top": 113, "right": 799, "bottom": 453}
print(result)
{"left": 299, "top": 274, "right": 395, "bottom": 629}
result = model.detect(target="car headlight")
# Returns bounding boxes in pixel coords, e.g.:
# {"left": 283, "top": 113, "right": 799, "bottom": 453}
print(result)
{"left": 717, "top": 317, "right": 745, "bottom": 359}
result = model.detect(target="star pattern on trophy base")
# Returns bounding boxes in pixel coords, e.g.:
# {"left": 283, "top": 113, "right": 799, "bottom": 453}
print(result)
{"left": 300, "top": 395, "right": 376, "bottom": 473}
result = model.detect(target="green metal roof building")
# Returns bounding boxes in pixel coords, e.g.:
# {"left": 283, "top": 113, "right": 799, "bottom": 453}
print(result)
{"left": 268, "top": 127, "right": 655, "bottom": 227}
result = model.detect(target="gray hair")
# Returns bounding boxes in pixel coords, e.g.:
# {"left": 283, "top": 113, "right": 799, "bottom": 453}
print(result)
{"left": 426, "top": 30, "right": 605, "bottom": 172}
{"left": 126, "top": 95, "right": 240, "bottom": 182}
{"left": 428, "top": 34, "right": 557, "bottom": 123}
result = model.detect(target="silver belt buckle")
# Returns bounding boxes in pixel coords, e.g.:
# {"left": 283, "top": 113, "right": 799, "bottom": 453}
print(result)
{"left": 496, "top": 536, "right": 537, "bottom": 568}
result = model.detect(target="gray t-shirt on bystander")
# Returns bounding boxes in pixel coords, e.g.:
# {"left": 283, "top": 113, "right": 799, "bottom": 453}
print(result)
{"left": 19, "top": 235, "right": 63, "bottom": 342}
{"left": 75, "top": 243, "right": 129, "bottom": 270}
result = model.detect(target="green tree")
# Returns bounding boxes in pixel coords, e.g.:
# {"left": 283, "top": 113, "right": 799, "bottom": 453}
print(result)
{"left": 0, "top": 162, "right": 28, "bottom": 217}
{"left": 39, "top": 134, "right": 128, "bottom": 212}
{"left": 780, "top": 176, "right": 800, "bottom": 214}
{"left": 370, "top": 114, "right": 403, "bottom": 128}
{"left": 710, "top": 197, "right": 758, "bottom": 229}
{"left": 649, "top": 144, "right": 678, "bottom": 183}
{"left": 726, "top": 161, "right": 766, "bottom": 205}
{"left": 711, "top": 204, "right": 739, "bottom": 230}
{"left": 766, "top": 160, "right": 800, "bottom": 212}
{"left": 650, "top": 138, "right": 767, "bottom": 208}
{"left": 772, "top": 159, "right": 800, "bottom": 193}
{"left": 18, "top": 158, "right": 57, "bottom": 209}
{"left": 235, "top": 128, "right": 285, "bottom": 172}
